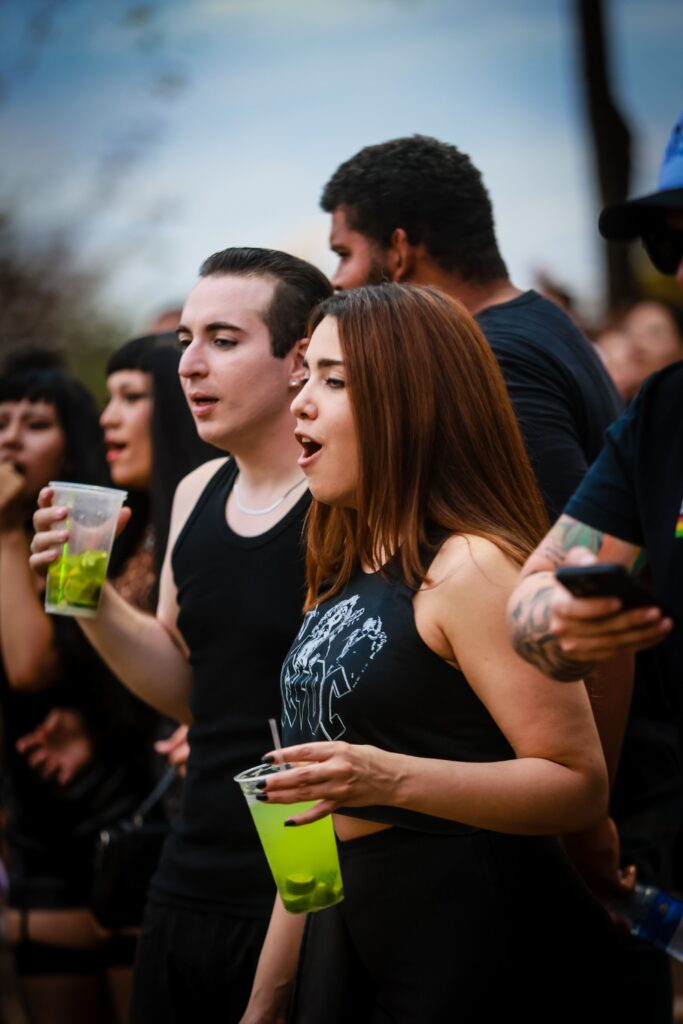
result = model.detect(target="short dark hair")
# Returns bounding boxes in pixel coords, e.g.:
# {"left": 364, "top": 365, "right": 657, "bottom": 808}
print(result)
{"left": 321, "top": 135, "right": 508, "bottom": 283}
{"left": 198, "top": 247, "right": 332, "bottom": 358}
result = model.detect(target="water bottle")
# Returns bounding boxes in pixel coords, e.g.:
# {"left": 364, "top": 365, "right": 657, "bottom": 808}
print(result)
{"left": 615, "top": 883, "right": 683, "bottom": 959}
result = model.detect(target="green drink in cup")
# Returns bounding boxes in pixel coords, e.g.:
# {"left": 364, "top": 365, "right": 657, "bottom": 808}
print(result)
{"left": 235, "top": 764, "right": 344, "bottom": 914}
{"left": 44, "top": 482, "right": 127, "bottom": 618}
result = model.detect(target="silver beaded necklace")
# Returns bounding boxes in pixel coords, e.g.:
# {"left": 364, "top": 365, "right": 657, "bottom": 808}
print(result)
{"left": 233, "top": 474, "right": 307, "bottom": 515}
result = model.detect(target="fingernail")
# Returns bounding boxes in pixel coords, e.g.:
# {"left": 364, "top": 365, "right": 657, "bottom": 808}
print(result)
{"left": 256, "top": 793, "right": 269, "bottom": 802}
{"left": 284, "top": 819, "right": 297, "bottom": 826}
{"left": 255, "top": 780, "right": 267, "bottom": 790}
{"left": 261, "top": 754, "right": 275, "bottom": 764}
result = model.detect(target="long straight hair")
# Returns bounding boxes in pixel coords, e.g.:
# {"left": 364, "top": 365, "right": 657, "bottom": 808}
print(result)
{"left": 303, "top": 284, "right": 548, "bottom": 609}
{"left": 105, "top": 333, "right": 221, "bottom": 591}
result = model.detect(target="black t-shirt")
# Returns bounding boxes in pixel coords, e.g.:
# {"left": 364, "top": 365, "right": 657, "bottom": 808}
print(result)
{"left": 477, "top": 292, "right": 676, "bottom": 858}
{"left": 476, "top": 290, "right": 623, "bottom": 521}
{"left": 564, "top": 362, "right": 683, "bottom": 724}
{"left": 150, "top": 460, "right": 309, "bottom": 917}
{"left": 281, "top": 556, "right": 514, "bottom": 835}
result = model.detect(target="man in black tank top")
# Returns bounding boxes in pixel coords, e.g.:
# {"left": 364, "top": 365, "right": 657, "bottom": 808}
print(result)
{"left": 31, "top": 248, "right": 332, "bottom": 1023}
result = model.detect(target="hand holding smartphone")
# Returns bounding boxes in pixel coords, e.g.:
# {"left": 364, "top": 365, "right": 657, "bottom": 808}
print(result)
{"left": 555, "top": 563, "right": 657, "bottom": 611}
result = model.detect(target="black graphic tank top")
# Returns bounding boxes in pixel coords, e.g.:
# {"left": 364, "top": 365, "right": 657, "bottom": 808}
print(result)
{"left": 281, "top": 554, "right": 514, "bottom": 835}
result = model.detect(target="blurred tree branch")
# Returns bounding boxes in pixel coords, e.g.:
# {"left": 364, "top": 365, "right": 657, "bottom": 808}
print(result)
{"left": 0, "top": 1, "right": 188, "bottom": 393}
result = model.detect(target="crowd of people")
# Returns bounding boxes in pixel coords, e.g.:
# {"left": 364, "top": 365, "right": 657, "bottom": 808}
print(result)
{"left": 0, "top": 107, "right": 681, "bottom": 1023}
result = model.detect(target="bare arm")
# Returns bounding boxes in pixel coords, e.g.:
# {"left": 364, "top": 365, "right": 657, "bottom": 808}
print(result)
{"left": 506, "top": 514, "right": 672, "bottom": 681}
{"left": 0, "top": 464, "right": 61, "bottom": 691}
{"left": 239, "top": 897, "right": 307, "bottom": 1024}
{"left": 77, "top": 581, "right": 192, "bottom": 723}
{"left": 259, "top": 536, "right": 609, "bottom": 835}
{"left": 0, "top": 528, "right": 62, "bottom": 691}
{"left": 560, "top": 654, "right": 637, "bottom": 903}
{"left": 30, "top": 458, "right": 227, "bottom": 723}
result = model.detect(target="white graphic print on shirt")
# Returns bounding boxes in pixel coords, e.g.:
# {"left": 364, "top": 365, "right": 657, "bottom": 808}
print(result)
{"left": 281, "top": 595, "right": 387, "bottom": 740}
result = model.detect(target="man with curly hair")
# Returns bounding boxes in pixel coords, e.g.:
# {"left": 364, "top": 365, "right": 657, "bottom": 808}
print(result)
{"left": 320, "top": 134, "right": 622, "bottom": 520}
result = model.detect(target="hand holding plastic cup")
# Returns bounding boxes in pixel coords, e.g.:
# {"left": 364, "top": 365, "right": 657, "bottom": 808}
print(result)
{"left": 235, "top": 763, "right": 344, "bottom": 914}
{"left": 44, "top": 482, "right": 127, "bottom": 618}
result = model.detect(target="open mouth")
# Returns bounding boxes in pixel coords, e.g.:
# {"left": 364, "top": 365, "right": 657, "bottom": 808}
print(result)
{"left": 299, "top": 437, "right": 322, "bottom": 457}
{"left": 105, "top": 442, "right": 127, "bottom": 462}
{"left": 189, "top": 395, "right": 218, "bottom": 416}
{"left": 296, "top": 434, "right": 322, "bottom": 467}
{"left": 0, "top": 459, "right": 25, "bottom": 475}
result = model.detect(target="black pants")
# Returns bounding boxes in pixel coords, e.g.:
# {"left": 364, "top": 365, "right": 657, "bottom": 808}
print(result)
{"left": 130, "top": 901, "right": 269, "bottom": 1024}
{"left": 291, "top": 827, "right": 625, "bottom": 1024}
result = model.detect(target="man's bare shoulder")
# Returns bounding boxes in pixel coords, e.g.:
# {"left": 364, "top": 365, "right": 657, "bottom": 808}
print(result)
{"left": 169, "top": 457, "right": 230, "bottom": 537}
{"left": 175, "top": 457, "right": 229, "bottom": 504}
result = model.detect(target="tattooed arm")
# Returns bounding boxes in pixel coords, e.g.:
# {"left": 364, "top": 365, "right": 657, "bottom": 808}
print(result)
{"left": 507, "top": 515, "right": 672, "bottom": 681}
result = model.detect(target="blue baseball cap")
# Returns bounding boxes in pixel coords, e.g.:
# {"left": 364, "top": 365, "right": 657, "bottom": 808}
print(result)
{"left": 599, "top": 109, "right": 683, "bottom": 241}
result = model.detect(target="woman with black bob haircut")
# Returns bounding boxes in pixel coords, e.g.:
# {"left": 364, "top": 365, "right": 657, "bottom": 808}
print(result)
{"left": 101, "top": 332, "right": 219, "bottom": 605}
{"left": 242, "top": 285, "right": 623, "bottom": 1024}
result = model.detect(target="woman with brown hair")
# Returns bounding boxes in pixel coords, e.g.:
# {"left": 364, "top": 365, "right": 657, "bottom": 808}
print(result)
{"left": 242, "top": 284, "right": 621, "bottom": 1024}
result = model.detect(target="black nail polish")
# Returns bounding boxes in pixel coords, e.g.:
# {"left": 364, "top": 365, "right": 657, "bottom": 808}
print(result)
{"left": 284, "top": 819, "right": 297, "bottom": 826}
{"left": 256, "top": 793, "right": 269, "bottom": 802}
{"left": 261, "top": 754, "right": 275, "bottom": 764}
{"left": 255, "top": 780, "right": 267, "bottom": 791}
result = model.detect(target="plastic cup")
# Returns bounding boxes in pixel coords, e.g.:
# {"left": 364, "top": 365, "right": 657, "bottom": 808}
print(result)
{"left": 44, "top": 482, "right": 127, "bottom": 618}
{"left": 235, "top": 763, "right": 344, "bottom": 914}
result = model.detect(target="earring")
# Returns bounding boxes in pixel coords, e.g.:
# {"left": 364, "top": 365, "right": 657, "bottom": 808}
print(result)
{"left": 288, "top": 378, "right": 302, "bottom": 389}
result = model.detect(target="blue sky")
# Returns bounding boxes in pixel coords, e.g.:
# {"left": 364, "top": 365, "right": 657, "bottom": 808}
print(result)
{"left": 1, "top": 0, "right": 681, "bottom": 327}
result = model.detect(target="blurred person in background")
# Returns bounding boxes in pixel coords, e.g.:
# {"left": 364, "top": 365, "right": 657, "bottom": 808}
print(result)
{"left": 595, "top": 299, "right": 683, "bottom": 402}
{"left": 100, "top": 334, "right": 220, "bottom": 778}
{"left": 3, "top": 338, "right": 218, "bottom": 1024}
{"left": 0, "top": 350, "right": 156, "bottom": 1024}
{"left": 144, "top": 308, "right": 184, "bottom": 335}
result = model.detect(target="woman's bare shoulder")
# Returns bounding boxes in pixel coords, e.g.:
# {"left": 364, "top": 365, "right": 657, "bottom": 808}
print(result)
{"left": 426, "top": 533, "right": 520, "bottom": 596}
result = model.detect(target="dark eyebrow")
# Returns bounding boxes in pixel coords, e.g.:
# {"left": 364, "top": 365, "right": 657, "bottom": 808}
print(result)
{"left": 301, "top": 357, "right": 345, "bottom": 370}
{"left": 175, "top": 322, "right": 245, "bottom": 335}
{"left": 207, "top": 321, "right": 245, "bottom": 333}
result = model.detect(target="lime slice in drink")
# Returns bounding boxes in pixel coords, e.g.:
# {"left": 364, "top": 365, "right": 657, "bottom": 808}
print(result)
{"left": 285, "top": 872, "right": 315, "bottom": 895}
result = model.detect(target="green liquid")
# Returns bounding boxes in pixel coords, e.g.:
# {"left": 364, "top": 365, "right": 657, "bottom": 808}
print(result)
{"left": 248, "top": 800, "right": 344, "bottom": 914}
{"left": 46, "top": 550, "right": 108, "bottom": 614}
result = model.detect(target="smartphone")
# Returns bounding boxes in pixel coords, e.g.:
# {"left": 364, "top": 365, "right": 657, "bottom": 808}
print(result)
{"left": 555, "top": 563, "right": 657, "bottom": 611}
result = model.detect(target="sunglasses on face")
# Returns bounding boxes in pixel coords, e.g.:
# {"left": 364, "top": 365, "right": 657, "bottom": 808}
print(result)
{"left": 641, "top": 228, "right": 683, "bottom": 276}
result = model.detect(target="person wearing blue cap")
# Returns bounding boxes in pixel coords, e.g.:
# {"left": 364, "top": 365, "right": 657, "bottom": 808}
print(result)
{"left": 507, "top": 107, "right": 683, "bottom": 1022}
{"left": 507, "top": 105, "right": 683, "bottom": 685}
{"left": 599, "top": 109, "right": 683, "bottom": 283}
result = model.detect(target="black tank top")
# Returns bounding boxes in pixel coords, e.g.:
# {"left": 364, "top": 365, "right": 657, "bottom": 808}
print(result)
{"left": 281, "top": 551, "right": 514, "bottom": 835}
{"left": 150, "top": 460, "right": 309, "bottom": 915}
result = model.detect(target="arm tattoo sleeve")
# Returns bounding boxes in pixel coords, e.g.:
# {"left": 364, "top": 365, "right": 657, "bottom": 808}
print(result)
{"left": 509, "top": 583, "right": 591, "bottom": 682}
{"left": 537, "top": 520, "right": 604, "bottom": 571}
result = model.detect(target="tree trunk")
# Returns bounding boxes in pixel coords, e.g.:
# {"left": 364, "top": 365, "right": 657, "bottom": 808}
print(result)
{"left": 576, "top": 0, "right": 638, "bottom": 310}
